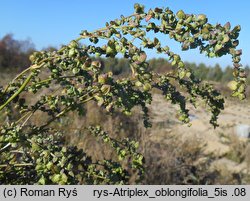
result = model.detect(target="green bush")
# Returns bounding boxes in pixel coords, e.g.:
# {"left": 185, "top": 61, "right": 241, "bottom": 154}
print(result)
{"left": 0, "top": 3, "right": 246, "bottom": 184}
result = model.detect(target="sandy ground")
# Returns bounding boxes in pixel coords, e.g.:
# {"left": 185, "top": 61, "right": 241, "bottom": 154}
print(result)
{"left": 147, "top": 94, "right": 250, "bottom": 174}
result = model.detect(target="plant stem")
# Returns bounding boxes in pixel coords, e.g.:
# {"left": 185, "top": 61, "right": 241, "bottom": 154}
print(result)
{"left": 16, "top": 111, "right": 32, "bottom": 124}
{"left": 0, "top": 163, "right": 33, "bottom": 168}
{"left": 0, "top": 143, "right": 11, "bottom": 153}
{"left": 3, "top": 61, "right": 48, "bottom": 93}
{"left": 40, "top": 95, "right": 95, "bottom": 130}
{"left": 21, "top": 111, "right": 35, "bottom": 127}
{"left": 0, "top": 73, "right": 33, "bottom": 111}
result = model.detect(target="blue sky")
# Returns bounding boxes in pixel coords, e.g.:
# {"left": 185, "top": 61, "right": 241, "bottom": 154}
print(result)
{"left": 0, "top": 0, "right": 249, "bottom": 68}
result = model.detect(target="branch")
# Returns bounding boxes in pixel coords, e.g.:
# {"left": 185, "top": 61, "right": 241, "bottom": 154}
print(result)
{"left": 0, "top": 73, "right": 33, "bottom": 111}
{"left": 0, "top": 163, "right": 33, "bottom": 168}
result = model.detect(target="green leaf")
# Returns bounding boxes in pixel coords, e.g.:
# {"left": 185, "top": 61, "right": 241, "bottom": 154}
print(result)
{"left": 176, "top": 10, "right": 186, "bottom": 19}
{"left": 68, "top": 48, "right": 76, "bottom": 57}
{"left": 61, "top": 173, "right": 68, "bottom": 184}
{"left": 214, "top": 44, "right": 223, "bottom": 52}
{"left": 134, "top": 3, "right": 144, "bottom": 14}
{"left": 222, "top": 35, "right": 230, "bottom": 44}
{"left": 179, "top": 70, "right": 186, "bottom": 79}
{"left": 51, "top": 174, "right": 61, "bottom": 183}
{"left": 143, "top": 83, "right": 152, "bottom": 91}
{"left": 46, "top": 162, "right": 53, "bottom": 170}
{"left": 38, "top": 176, "right": 46, "bottom": 185}
{"left": 227, "top": 80, "right": 238, "bottom": 91}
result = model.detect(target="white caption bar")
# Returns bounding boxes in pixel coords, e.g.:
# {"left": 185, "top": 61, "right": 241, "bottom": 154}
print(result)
{"left": 0, "top": 185, "right": 249, "bottom": 201}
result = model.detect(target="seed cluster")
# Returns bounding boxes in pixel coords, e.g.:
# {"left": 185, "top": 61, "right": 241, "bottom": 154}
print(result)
{"left": 0, "top": 3, "right": 245, "bottom": 184}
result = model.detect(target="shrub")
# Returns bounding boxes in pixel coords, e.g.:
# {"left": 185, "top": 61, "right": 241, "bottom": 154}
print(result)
{"left": 0, "top": 3, "right": 246, "bottom": 184}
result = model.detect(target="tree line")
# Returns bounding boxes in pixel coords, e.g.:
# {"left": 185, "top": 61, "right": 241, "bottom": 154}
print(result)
{"left": 0, "top": 34, "right": 249, "bottom": 84}
{"left": 0, "top": 34, "right": 35, "bottom": 71}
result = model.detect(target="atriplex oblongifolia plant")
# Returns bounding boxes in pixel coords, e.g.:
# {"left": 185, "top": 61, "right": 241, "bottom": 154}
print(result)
{"left": 0, "top": 4, "right": 246, "bottom": 184}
